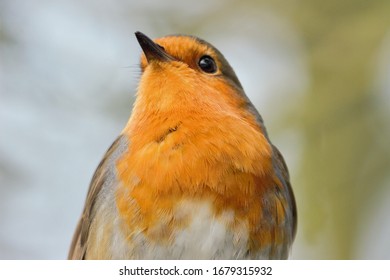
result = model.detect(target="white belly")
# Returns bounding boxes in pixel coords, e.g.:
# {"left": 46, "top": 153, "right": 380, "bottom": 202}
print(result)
{"left": 106, "top": 200, "right": 278, "bottom": 259}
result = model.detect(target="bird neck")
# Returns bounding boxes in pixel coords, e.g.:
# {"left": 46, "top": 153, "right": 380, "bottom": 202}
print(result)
{"left": 120, "top": 95, "right": 273, "bottom": 185}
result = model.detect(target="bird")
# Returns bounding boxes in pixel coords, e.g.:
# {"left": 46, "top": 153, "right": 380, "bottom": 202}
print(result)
{"left": 68, "top": 31, "right": 297, "bottom": 260}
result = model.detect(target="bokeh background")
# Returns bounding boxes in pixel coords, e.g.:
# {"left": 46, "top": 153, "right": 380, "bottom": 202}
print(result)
{"left": 1, "top": 0, "right": 390, "bottom": 259}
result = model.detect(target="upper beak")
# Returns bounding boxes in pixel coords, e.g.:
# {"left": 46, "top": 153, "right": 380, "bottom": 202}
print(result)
{"left": 135, "top": 31, "right": 174, "bottom": 62}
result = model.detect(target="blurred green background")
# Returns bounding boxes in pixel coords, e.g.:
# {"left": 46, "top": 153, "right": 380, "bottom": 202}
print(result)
{"left": 1, "top": 0, "right": 389, "bottom": 259}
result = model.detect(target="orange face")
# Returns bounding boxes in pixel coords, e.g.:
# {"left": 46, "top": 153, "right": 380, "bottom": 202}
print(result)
{"left": 140, "top": 36, "right": 216, "bottom": 72}
{"left": 136, "top": 35, "right": 247, "bottom": 116}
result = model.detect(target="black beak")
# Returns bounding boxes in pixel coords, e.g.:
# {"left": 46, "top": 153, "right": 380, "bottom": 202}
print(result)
{"left": 135, "top": 31, "right": 174, "bottom": 62}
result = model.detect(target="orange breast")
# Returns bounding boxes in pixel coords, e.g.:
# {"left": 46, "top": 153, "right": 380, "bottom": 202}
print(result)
{"left": 113, "top": 102, "right": 289, "bottom": 257}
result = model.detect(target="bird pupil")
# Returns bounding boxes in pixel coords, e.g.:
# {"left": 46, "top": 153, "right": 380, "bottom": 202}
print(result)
{"left": 198, "top": 55, "right": 217, "bottom": 73}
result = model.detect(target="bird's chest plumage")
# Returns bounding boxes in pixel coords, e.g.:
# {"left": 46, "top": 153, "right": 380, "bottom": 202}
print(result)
{"left": 86, "top": 118, "right": 291, "bottom": 259}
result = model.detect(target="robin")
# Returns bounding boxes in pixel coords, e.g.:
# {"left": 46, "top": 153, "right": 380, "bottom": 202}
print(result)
{"left": 68, "top": 31, "right": 297, "bottom": 260}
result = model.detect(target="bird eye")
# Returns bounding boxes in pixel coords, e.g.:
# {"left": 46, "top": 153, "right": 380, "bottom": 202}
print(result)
{"left": 198, "top": 55, "right": 217, "bottom": 73}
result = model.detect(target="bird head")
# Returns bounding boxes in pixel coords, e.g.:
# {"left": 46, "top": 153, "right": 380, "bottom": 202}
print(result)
{"left": 133, "top": 31, "right": 257, "bottom": 119}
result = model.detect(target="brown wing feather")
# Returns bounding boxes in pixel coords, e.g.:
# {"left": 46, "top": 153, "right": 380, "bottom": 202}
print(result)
{"left": 272, "top": 144, "right": 297, "bottom": 241}
{"left": 68, "top": 135, "right": 128, "bottom": 259}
